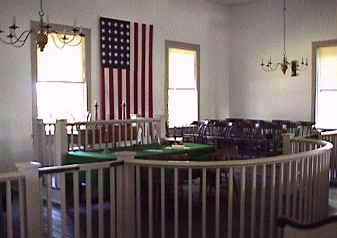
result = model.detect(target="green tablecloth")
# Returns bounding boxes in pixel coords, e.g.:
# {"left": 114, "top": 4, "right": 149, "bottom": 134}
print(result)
{"left": 65, "top": 143, "right": 215, "bottom": 165}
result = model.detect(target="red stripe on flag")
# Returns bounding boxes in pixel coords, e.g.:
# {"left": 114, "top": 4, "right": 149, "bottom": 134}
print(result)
{"left": 101, "top": 69, "right": 106, "bottom": 120}
{"left": 126, "top": 70, "right": 130, "bottom": 119}
{"left": 118, "top": 68, "right": 123, "bottom": 119}
{"left": 149, "top": 25, "right": 153, "bottom": 118}
{"left": 134, "top": 23, "right": 139, "bottom": 115}
{"left": 141, "top": 24, "right": 146, "bottom": 117}
{"left": 109, "top": 68, "right": 114, "bottom": 120}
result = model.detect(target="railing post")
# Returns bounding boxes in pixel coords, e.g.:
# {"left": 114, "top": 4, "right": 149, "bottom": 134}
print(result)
{"left": 282, "top": 133, "right": 293, "bottom": 154}
{"left": 16, "top": 162, "right": 41, "bottom": 238}
{"left": 115, "top": 152, "right": 136, "bottom": 238}
{"left": 34, "top": 119, "right": 45, "bottom": 165}
{"left": 55, "top": 119, "right": 68, "bottom": 166}
{"left": 156, "top": 114, "right": 166, "bottom": 140}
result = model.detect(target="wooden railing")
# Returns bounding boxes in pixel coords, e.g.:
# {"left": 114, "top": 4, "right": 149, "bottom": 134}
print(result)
{"left": 320, "top": 130, "right": 337, "bottom": 183}
{"left": 2, "top": 137, "right": 332, "bottom": 238}
{"left": 122, "top": 138, "right": 331, "bottom": 238}
{"left": 0, "top": 163, "right": 41, "bottom": 238}
{"left": 34, "top": 116, "right": 165, "bottom": 166}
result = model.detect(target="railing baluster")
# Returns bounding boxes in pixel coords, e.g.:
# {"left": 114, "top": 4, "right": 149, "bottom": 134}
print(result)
{"left": 92, "top": 124, "right": 96, "bottom": 150}
{"left": 227, "top": 168, "right": 233, "bottom": 238}
{"left": 46, "top": 175, "right": 53, "bottom": 238}
{"left": 215, "top": 168, "right": 220, "bottom": 238}
{"left": 174, "top": 168, "right": 179, "bottom": 238}
{"left": 18, "top": 178, "right": 26, "bottom": 238}
{"left": 292, "top": 161, "right": 298, "bottom": 220}
{"left": 98, "top": 168, "right": 104, "bottom": 238}
{"left": 286, "top": 161, "right": 292, "bottom": 218}
{"left": 6, "top": 180, "right": 13, "bottom": 238}
{"left": 60, "top": 173, "right": 67, "bottom": 237}
{"left": 118, "top": 124, "right": 122, "bottom": 147}
{"left": 161, "top": 168, "right": 166, "bottom": 238}
{"left": 148, "top": 168, "right": 153, "bottom": 238}
{"left": 269, "top": 164, "right": 276, "bottom": 237}
{"left": 239, "top": 167, "right": 246, "bottom": 238}
{"left": 85, "top": 124, "right": 89, "bottom": 151}
{"left": 251, "top": 166, "right": 257, "bottom": 238}
{"left": 136, "top": 166, "right": 141, "bottom": 238}
{"left": 124, "top": 122, "right": 128, "bottom": 147}
{"left": 110, "top": 167, "right": 116, "bottom": 238}
{"left": 299, "top": 159, "right": 304, "bottom": 222}
{"left": 259, "top": 165, "right": 266, "bottom": 238}
{"left": 86, "top": 170, "right": 92, "bottom": 238}
{"left": 202, "top": 168, "right": 207, "bottom": 238}
{"left": 73, "top": 171, "right": 80, "bottom": 238}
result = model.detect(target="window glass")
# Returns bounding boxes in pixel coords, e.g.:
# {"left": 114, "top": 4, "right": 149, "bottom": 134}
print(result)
{"left": 169, "top": 48, "right": 197, "bottom": 89}
{"left": 37, "top": 35, "right": 85, "bottom": 82}
{"left": 36, "top": 33, "right": 87, "bottom": 123}
{"left": 316, "top": 46, "right": 337, "bottom": 129}
{"left": 167, "top": 46, "right": 198, "bottom": 128}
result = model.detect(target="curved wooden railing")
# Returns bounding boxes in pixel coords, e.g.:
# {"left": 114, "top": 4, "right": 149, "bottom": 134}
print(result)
{"left": 320, "top": 130, "right": 337, "bottom": 183}
{"left": 122, "top": 138, "right": 332, "bottom": 238}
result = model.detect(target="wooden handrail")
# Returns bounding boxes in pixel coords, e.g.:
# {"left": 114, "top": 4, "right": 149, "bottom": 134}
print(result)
{"left": 124, "top": 138, "right": 332, "bottom": 168}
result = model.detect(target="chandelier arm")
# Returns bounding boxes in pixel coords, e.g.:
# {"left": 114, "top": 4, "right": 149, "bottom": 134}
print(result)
{"left": 0, "top": 37, "right": 14, "bottom": 45}
{"left": 12, "top": 30, "right": 32, "bottom": 43}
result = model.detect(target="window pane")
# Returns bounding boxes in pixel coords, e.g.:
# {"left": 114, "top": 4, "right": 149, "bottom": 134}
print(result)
{"left": 169, "top": 48, "right": 197, "bottom": 89}
{"left": 37, "top": 82, "right": 87, "bottom": 122}
{"left": 316, "top": 91, "right": 337, "bottom": 129}
{"left": 316, "top": 46, "right": 337, "bottom": 128}
{"left": 37, "top": 34, "right": 85, "bottom": 82}
{"left": 168, "top": 89, "right": 198, "bottom": 127}
{"left": 317, "top": 46, "right": 337, "bottom": 90}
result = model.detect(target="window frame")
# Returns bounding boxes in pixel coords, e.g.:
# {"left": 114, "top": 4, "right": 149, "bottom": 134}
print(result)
{"left": 31, "top": 21, "right": 91, "bottom": 123}
{"left": 165, "top": 40, "right": 200, "bottom": 127}
{"left": 312, "top": 39, "right": 337, "bottom": 127}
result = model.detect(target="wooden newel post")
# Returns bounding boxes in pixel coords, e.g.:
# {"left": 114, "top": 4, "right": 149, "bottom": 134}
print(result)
{"left": 17, "top": 162, "right": 41, "bottom": 238}
{"left": 156, "top": 114, "right": 166, "bottom": 140}
{"left": 55, "top": 119, "right": 68, "bottom": 166}
{"left": 34, "top": 119, "right": 45, "bottom": 165}
{"left": 282, "top": 133, "right": 293, "bottom": 154}
{"left": 115, "top": 152, "right": 136, "bottom": 238}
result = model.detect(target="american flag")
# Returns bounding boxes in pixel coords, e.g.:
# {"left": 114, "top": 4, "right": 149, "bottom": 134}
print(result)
{"left": 100, "top": 17, "right": 154, "bottom": 120}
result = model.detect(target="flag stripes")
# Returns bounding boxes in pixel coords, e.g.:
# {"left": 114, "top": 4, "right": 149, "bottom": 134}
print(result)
{"left": 100, "top": 17, "right": 154, "bottom": 120}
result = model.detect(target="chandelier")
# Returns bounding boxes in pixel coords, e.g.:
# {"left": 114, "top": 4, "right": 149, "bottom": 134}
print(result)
{"left": 260, "top": 0, "right": 308, "bottom": 76}
{"left": 0, "top": 0, "right": 84, "bottom": 52}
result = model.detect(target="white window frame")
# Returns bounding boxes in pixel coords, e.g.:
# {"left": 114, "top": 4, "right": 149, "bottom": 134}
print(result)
{"left": 165, "top": 40, "right": 200, "bottom": 128}
{"left": 31, "top": 21, "right": 91, "bottom": 125}
{"left": 312, "top": 39, "right": 337, "bottom": 129}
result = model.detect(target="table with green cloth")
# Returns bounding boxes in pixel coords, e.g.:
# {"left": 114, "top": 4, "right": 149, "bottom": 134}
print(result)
{"left": 65, "top": 143, "right": 215, "bottom": 165}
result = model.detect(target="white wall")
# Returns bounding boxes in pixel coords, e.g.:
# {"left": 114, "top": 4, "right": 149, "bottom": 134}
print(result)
{"left": 228, "top": 0, "right": 337, "bottom": 121}
{"left": 0, "top": 0, "right": 230, "bottom": 161}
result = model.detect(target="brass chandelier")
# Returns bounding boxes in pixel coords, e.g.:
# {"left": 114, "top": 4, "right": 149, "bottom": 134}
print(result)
{"left": 0, "top": 0, "right": 85, "bottom": 52}
{"left": 260, "top": 0, "right": 308, "bottom": 76}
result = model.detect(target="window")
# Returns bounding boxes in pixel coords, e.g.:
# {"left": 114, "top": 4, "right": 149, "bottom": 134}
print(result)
{"left": 166, "top": 41, "right": 200, "bottom": 128}
{"left": 314, "top": 43, "right": 337, "bottom": 129}
{"left": 33, "top": 26, "right": 90, "bottom": 123}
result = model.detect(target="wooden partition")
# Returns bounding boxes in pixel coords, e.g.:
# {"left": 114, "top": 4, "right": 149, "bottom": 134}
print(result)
{"left": 1, "top": 138, "right": 332, "bottom": 238}
{"left": 122, "top": 138, "right": 331, "bottom": 238}
{"left": 34, "top": 116, "right": 164, "bottom": 166}
{"left": 320, "top": 130, "right": 337, "bottom": 183}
